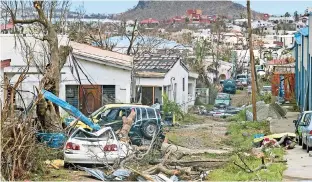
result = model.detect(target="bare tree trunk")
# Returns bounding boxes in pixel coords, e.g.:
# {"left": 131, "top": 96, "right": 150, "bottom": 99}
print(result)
{"left": 4, "top": 1, "right": 72, "bottom": 131}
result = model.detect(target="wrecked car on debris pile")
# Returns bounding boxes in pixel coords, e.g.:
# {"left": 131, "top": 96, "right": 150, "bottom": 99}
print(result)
{"left": 64, "top": 104, "right": 165, "bottom": 146}
{"left": 64, "top": 126, "right": 132, "bottom": 168}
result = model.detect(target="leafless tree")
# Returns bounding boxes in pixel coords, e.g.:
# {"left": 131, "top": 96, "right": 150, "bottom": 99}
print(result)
{"left": 2, "top": 1, "right": 72, "bottom": 130}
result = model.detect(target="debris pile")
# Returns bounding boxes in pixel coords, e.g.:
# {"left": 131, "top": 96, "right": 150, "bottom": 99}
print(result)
{"left": 246, "top": 101, "right": 287, "bottom": 121}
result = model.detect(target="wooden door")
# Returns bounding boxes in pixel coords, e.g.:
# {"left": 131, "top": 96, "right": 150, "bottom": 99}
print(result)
{"left": 79, "top": 85, "right": 102, "bottom": 115}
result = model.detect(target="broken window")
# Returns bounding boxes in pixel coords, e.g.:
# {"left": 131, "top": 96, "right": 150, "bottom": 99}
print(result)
{"left": 147, "top": 108, "right": 156, "bottom": 118}
{"left": 142, "top": 108, "right": 147, "bottom": 120}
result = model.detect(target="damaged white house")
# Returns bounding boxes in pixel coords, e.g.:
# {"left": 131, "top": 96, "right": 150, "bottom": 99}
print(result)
{"left": 0, "top": 35, "right": 133, "bottom": 115}
{"left": 134, "top": 54, "right": 198, "bottom": 112}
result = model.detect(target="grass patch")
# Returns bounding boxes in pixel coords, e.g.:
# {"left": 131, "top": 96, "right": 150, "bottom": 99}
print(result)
{"left": 209, "top": 121, "right": 286, "bottom": 181}
{"left": 178, "top": 113, "right": 205, "bottom": 125}
{"left": 228, "top": 110, "right": 246, "bottom": 122}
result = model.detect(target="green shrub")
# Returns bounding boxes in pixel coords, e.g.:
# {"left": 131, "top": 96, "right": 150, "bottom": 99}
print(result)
{"left": 162, "top": 93, "right": 184, "bottom": 120}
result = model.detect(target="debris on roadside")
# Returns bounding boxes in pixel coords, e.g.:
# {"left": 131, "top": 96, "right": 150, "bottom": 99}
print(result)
{"left": 45, "top": 159, "right": 64, "bottom": 169}
{"left": 78, "top": 166, "right": 109, "bottom": 181}
{"left": 253, "top": 133, "right": 296, "bottom": 149}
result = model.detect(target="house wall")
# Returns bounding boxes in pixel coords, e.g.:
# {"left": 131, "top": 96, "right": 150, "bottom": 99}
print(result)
{"left": 164, "top": 60, "right": 189, "bottom": 112}
{"left": 188, "top": 77, "right": 197, "bottom": 106}
{"left": 59, "top": 57, "right": 132, "bottom": 108}
{"left": 0, "top": 35, "right": 68, "bottom": 108}
{"left": 135, "top": 77, "right": 164, "bottom": 86}
{"left": 294, "top": 12, "right": 312, "bottom": 111}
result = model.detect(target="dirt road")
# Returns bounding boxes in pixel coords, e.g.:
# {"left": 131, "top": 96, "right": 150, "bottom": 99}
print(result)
{"left": 231, "top": 90, "right": 250, "bottom": 107}
{"left": 270, "top": 112, "right": 312, "bottom": 180}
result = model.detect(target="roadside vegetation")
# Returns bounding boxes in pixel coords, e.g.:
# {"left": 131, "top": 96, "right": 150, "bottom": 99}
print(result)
{"left": 209, "top": 111, "right": 287, "bottom": 181}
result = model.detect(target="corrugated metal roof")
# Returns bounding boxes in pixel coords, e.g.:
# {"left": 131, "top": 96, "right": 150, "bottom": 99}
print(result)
{"left": 134, "top": 55, "right": 179, "bottom": 73}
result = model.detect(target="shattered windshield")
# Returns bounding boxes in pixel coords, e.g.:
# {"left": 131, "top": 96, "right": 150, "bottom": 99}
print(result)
{"left": 73, "top": 129, "right": 112, "bottom": 141}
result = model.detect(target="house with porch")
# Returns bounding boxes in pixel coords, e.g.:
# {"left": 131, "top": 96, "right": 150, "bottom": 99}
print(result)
{"left": 0, "top": 34, "right": 133, "bottom": 115}
{"left": 290, "top": 9, "right": 312, "bottom": 111}
{"left": 134, "top": 54, "right": 198, "bottom": 112}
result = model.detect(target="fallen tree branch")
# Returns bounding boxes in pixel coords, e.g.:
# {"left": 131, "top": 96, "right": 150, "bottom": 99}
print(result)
{"left": 161, "top": 143, "right": 230, "bottom": 160}
{"left": 150, "top": 159, "right": 228, "bottom": 165}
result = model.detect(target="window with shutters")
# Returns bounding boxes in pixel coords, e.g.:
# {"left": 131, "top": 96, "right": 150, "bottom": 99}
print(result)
{"left": 102, "top": 85, "right": 115, "bottom": 104}
{"left": 65, "top": 85, "right": 78, "bottom": 108}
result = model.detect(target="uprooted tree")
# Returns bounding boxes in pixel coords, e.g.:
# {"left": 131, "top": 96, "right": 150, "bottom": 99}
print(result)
{"left": 2, "top": 1, "right": 72, "bottom": 131}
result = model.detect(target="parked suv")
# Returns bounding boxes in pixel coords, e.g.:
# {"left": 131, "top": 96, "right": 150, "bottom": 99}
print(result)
{"left": 65, "top": 104, "right": 165, "bottom": 146}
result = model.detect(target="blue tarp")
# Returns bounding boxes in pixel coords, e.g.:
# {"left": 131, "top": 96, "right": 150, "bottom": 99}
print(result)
{"left": 42, "top": 89, "right": 101, "bottom": 131}
{"left": 36, "top": 133, "right": 66, "bottom": 148}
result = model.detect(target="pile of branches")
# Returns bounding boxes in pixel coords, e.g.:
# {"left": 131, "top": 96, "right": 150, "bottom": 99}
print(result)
{"left": 1, "top": 114, "right": 40, "bottom": 180}
{"left": 0, "top": 69, "right": 53, "bottom": 180}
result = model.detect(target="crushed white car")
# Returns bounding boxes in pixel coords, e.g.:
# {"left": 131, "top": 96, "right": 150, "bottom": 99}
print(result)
{"left": 64, "top": 127, "right": 132, "bottom": 167}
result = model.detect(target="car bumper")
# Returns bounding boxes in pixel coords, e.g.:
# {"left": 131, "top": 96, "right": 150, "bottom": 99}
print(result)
{"left": 64, "top": 151, "right": 121, "bottom": 164}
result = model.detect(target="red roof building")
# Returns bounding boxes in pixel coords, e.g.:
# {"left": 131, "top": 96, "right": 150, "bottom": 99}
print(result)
{"left": 262, "top": 14, "right": 270, "bottom": 21}
{"left": 0, "top": 23, "right": 13, "bottom": 31}
{"left": 267, "top": 59, "right": 290, "bottom": 65}
{"left": 140, "top": 18, "right": 159, "bottom": 25}
{"left": 0, "top": 59, "right": 11, "bottom": 68}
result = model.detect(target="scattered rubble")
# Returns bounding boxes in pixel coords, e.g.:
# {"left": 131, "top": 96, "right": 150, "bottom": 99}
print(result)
{"left": 246, "top": 101, "right": 288, "bottom": 121}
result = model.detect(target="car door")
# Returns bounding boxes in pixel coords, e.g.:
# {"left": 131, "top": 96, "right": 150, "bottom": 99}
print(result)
{"left": 295, "top": 113, "right": 303, "bottom": 134}
{"left": 302, "top": 113, "right": 312, "bottom": 144}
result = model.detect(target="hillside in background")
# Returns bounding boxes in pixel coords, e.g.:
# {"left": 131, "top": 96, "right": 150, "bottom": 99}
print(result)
{"left": 117, "top": 1, "right": 263, "bottom": 21}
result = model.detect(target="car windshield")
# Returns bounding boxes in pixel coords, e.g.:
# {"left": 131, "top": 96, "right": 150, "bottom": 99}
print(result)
{"left": 101, "top": 108, "right": 120, "bottom": 120}
{"left": 90, "top": 106, "right": 106, "bottom": 117}
{"left": 216, "top": 94, "right": 230, "bottom": 100}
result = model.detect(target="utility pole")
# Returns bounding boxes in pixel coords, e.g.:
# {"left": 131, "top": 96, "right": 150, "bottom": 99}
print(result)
{"left": 247, "top": 0, "right": 257, "bottom": 121}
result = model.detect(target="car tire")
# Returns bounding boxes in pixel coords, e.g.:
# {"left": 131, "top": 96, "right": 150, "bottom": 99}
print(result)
{"left": 302, "top": 138, "right": 307, "bottom": 149}
{"left": 307, "top": 138, "right": 311, "bottom": 153}
{"left": 64, "top": 162, "right": 70, "bottom": 169}
{"left": 141, "top": 121, "right": 159, "bottom": 140}
{"left": 298, "top": 137, "right": 302, "bottom": 146}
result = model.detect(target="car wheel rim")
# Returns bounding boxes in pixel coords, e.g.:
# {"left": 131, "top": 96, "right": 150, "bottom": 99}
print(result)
{"left": 146, "top": 124, "right": 156, "bottom": 136}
